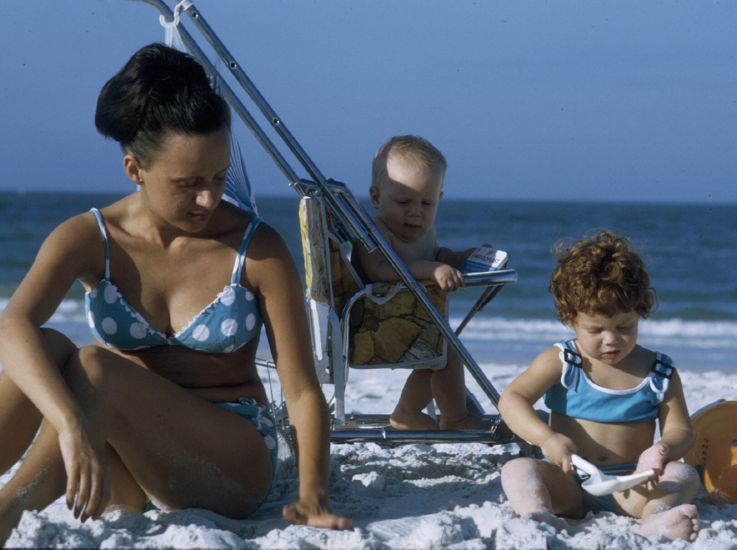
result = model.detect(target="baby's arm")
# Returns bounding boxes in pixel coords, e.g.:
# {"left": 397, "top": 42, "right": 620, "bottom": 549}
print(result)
{"left": 499, "top": 347, "right": 578, "bottom": 472}
{"left": 435, "top": 246, "right": 476, "bottom": 269}
{"left": 637, "top": 370, "right": 694, "bottom": 474}
{"left": 357, "top": 227, "right": 464, "bottom": 291}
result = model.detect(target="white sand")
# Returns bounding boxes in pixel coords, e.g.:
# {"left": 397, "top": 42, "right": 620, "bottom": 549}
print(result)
{"left": 4, "top": 364, "right": 737, "bottom": 549}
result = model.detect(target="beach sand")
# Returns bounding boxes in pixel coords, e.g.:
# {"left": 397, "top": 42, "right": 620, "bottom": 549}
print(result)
{"left": 3, "top": 364, "right": 736, "bottom": 549}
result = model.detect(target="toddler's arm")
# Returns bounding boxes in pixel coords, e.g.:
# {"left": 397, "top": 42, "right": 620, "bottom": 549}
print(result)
{"left": 637, "top": 370, "right": 694, "bottom": 474}
{"left": 499, "top": 346, "right": 577, "bottom": 472}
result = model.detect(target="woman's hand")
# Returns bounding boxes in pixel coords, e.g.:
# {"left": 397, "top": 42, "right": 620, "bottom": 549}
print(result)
{"left": 283, "top": 498, "right": 353, "bottom": 530}
{"left": 540, "top": 432, "right": 578, "bottom": 474}
{"left": 58, "top": 421, "right": 110, "bottom": 522}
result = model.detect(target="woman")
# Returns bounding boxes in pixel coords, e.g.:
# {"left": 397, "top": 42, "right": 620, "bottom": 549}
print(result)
{"left": 0, "top": 43, "right": 351, "bottom": 542}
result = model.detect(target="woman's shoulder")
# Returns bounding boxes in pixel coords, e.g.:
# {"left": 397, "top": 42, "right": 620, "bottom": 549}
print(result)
{"left": 248, "top": 218, "right": 287, "bottom": 254}
{"left": 32, "top": 209, "right": 111, "bottom": 282}
{"left": 48, "top": 209, "right": 107, "bottom": 251}
{"left": 213, "top": 204, "right": 288, "bottom": 259}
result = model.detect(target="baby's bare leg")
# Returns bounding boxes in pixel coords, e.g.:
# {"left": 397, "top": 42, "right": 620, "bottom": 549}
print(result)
{"left": 635, "top": 462, "right": 700, "bottom": 541}
{"left": 432, "top": 350, "right": 486, "bottom": 430}
{"left": 501, "top": 458, "right": 581, "bottom": 531}
{"left": 389, "top": 369, "right": 438, "bottom": 430}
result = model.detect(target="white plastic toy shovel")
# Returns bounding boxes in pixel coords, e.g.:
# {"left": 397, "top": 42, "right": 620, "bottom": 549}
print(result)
{"left": 571, "top": 454, "right": 656, "bottom": 496}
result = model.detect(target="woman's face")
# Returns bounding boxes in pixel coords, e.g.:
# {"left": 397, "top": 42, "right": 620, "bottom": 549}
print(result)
{"left": 133, "top": 128, "right": 231, "bottom": 232}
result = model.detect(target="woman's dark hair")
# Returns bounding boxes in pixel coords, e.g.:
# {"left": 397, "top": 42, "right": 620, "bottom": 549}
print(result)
{"left": 95, "top": 43, "right": 230, "bottom": 164}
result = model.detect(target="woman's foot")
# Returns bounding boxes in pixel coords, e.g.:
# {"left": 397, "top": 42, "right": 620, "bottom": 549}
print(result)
{"left": 638, "top": 503, "right": 699, "bottom": 541}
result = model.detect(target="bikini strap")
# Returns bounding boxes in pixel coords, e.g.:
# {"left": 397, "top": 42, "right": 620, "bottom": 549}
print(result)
{"left": 649, "top": 352, "right": 674, "bottom": 400}
{"left": 555, "top": 339, "right": 583, "bottom": 390}
{"left": 651, "top": 353, "right": 674, "bottom": 379}
{"left": 231, "top": 217, "right": 262, "bottom": 284}
{"left": 89, "top": 208, "right": 110, "bottom": 279}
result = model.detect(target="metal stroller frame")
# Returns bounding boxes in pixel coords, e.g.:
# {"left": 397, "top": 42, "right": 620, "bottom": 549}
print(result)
{"left": 134, "top": 0, "right": 521, "bottom": 445}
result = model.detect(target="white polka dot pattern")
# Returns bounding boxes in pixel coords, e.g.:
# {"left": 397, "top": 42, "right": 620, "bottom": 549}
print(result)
{"left": 220, "top": 286, "right": 236, "bottom": 306}
{"left": 192, "top": 324, "right": 210, "bottom": 341}
{"left": 130, "top": 322, "right": 147, "bottom": 339}
{"left": 246, "top": 313, "right": 256, "bottom": 331}
{"left": 86, "top": 277, "right": 261, "bottom": 351}
{"left": 101, "top": 317, "right": 117, "bottom": 335}
{"left": 221, "top": 318, "right": 238, "bottom": 337}
{"left": 104, "top": 285, "right": 118, "bottom": 304}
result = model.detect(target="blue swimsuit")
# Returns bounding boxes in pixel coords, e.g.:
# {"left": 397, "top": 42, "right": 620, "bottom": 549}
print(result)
{"left": 84, "top": 208, "right": 263, "bottom": 353}
{"left": 544, "top": 339, "right": 674, "bottom": 514}
{"left": 544, "top": 339, "right": 674, "bottom": 423}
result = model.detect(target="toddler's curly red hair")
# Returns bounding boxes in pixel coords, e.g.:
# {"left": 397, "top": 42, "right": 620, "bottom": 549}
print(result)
{"left": 549, "top": 230, "right": 656, "bottom": 325}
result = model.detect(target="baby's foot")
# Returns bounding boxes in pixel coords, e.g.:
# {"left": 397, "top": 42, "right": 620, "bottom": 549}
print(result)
{"left": 439, "top": 413, "right": 490, "bottom": 431}
{"left": 522, "top": 509, "right": 568, "bottom": 531}
{"left": 639, "top": 504, "right": 699, "bottom": 541}
{"left": 389, "top": 410, "right": 438, "bottom": 431}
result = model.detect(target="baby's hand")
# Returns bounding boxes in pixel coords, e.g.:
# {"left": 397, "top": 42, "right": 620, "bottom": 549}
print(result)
{"left": 433, "top": 264, "right": 464, "bottom": 291}
{"left": 540, "top": 433, "right": 577, "bottom": 474}
{"left": 636, "top": 442, "right": 669, "bottom": 476}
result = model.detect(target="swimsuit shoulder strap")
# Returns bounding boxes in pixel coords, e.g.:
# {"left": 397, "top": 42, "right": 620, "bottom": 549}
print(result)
{"left": 89, "top": 208, "right": 110, "bottom": 279}
{"left": 649, "top": 352, "right": 675, "bottom": 399}
{"left": 554, "top": 339, "right": 583, "bottom": 389}
{"left": 230, "top": 217, "right": 262, "bottom": 285}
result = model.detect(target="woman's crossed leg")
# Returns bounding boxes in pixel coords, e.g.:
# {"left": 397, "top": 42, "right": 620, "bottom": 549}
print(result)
{"left": 0, "top": 344, "right": 273, "bottom": 543}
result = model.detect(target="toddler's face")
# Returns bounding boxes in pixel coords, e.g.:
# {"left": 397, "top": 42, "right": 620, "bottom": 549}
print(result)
{"left": 370, "top": 156, "right": 444, "bottom": 243}
{"left": 571, "top": 310, "right": 639, "bottom": 366}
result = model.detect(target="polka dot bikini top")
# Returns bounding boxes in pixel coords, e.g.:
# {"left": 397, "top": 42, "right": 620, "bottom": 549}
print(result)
{"left": 84, "top": 208, "right": 263, "bottom": 353}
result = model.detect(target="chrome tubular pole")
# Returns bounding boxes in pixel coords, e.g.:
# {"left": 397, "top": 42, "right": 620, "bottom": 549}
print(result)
{"left": 131, "top": 0, "right": 302, "bottom": 187}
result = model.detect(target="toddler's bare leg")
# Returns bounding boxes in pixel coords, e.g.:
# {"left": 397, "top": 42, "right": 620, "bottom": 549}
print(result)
{"left": 501, "top": 457, "right": 581, "bottom": 531}
{"left": 433, "top": 350, "right": 486, "bottom": 430}
{"left": 636, "top": 462, "right": 700, "bottom": 541}
{"left": 389, "top": 369, "right": 438, "bottom": 430}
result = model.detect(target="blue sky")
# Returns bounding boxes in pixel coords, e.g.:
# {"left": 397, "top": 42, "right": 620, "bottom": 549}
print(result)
{"left": 1, "top": 1, "right": 736, "bottom": 203}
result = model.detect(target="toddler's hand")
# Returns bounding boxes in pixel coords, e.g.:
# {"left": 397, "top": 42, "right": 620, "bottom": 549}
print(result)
{"left": 540, "top": 433, "right": 577, "bottom": 474}
{"left": 433, "top": 264, "right": 464, "bottom": 291}
{"left": 636, "top": 442, "right": 669, "bottom": 476}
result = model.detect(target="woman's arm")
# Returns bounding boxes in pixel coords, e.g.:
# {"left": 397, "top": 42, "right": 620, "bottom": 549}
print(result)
{"left": 0, "top": 213, "right": 108, "bottom": 516}
{"left": 0, "top": 214, "right": 98, "bottom": 431}
{"left": 248, "top": 224, "right": 351, "bottom": 529}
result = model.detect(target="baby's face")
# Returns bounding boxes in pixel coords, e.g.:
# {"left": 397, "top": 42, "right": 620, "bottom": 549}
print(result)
{"left": 371, "top": 156, "right": 444, "bottom": 243}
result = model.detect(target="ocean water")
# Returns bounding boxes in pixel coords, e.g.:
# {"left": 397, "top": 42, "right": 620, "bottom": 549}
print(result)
{"left": 1, "top": 191, "right": 736, "bottom": 370}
